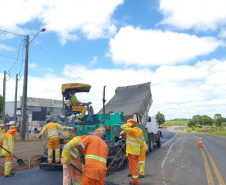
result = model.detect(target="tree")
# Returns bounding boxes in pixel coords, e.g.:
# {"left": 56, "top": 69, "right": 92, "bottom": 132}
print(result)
{"left": 200, "top": 115, "right": 213, "bottom": 126}
{"left": 0, "top": 94, "right": 3, "bottom": 117}
{"left": 156, "top": 111, "right": 165, "bottom": 126}
{"left": 191, "top": 115, "right": 201, "bottom": 126}
{"left": 214, "top": 113, "right": 222, "bottom": 127}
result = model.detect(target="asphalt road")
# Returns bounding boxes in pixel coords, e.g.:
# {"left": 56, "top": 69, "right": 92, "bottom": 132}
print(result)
{"left": 0, "top": 127, "right": 225, "bottom": 185}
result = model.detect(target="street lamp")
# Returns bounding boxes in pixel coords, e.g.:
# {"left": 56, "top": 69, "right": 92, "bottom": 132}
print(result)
{"left": 19, "top": 28, "right": 46, "bottom": 141}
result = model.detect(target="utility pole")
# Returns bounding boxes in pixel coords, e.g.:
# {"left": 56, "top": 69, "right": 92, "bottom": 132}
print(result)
{"left": 20, "top": 35, "right": 29, "bottom": 141}
{"left": 2, "top": 71, "right": 6, "bottom": 123}
{"left": 14, "top": 74, "right": 18, "bottom": 122}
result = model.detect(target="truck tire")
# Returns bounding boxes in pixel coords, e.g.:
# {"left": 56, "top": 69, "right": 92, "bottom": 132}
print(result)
{"left": 156, "top": 136, "right": 161, "bottom": 147}
{"left": 148, "top": 133, "right": 154, "bottom": 152}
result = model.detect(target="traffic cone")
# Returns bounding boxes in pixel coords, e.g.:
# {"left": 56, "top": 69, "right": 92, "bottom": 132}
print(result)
{"left": 199, "top": 136, "right": 203, "bottom": 148}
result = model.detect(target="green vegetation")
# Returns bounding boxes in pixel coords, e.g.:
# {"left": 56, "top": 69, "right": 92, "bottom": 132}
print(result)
{"left": 180, "top": 126, "right": 226, "bottom": 137}
{"left": 161, "top": 120, "right": 189, "bottom": 127}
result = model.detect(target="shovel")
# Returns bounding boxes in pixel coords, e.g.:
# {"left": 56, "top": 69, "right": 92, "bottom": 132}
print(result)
{"left": 0, "top": 146, "right": 26, "bottom": 167}
{"left": 70, "top": 163, "right": 82, "bottom": 173}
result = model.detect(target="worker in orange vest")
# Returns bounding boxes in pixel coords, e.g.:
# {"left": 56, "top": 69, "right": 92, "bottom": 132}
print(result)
{"left": 77, "top": 129, "right": 109, "bottom": 185}
{"left": 38, "top": 118, "right": 72, "bottom": 163}
{"left": 1, "top": 126, "right": 17, "bottom": 177}
{"left": 0, "top": 123, "right": 5, "bottom": 158}
{"left": 121, "top": 119, "right": 144, "bottom": 185}
{"left": 61, "top": 135, "right": 87, "bottom": 185}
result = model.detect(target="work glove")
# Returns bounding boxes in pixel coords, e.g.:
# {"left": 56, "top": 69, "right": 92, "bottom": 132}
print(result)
{"left": 79, "top": 156, "right": 85, "bottom": 164}
{"left": 38, "top": 134, "right": 42, "bottom": 139}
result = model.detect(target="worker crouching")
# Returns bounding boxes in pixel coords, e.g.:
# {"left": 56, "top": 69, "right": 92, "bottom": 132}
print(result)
{"left": 78, "top": 129, "right": 109, "bottom": 185}
{"left": 38, "top": 118, "right": 72, "bottom": 163}
{"left": 2, "top": 126, "right": 17, "bottom": 177}
{"left": 121, "top": 119, "right": 144, "bottom": 185}
{"left": 61, "top": 135, "right": 87, "bottom": 185}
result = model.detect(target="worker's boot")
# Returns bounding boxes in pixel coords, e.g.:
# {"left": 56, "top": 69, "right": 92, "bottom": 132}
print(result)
{"left": 129, "top": 182, "right": 135, "bottom": 185}
{"left": 128, "top": 173, "right": 132, "bottom": 177}
{"left": 139, "top": 174, "right": 145, "bottom": 178}
{"left": 4, "top": 173, "right": 14, "bottom": 177}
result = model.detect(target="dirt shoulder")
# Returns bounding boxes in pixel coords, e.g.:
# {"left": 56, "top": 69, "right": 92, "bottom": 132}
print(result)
{"left": 0, "top": 138, "right": 47, "bottom": 177}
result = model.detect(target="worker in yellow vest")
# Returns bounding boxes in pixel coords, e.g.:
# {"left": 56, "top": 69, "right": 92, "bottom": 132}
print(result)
{"left": 61, "top": 135, "right": 87, "bottom": 185}
{"left": 0, "top": 124, "right": 5, "bottom": 157}
{"left": 121, "top": 119, "right": 144, "bottom": 185}
{"left": 2, "top": 126, "right": 17, "bottom": 177}
{"left": 38, "top": 118, "right": 72, "bottom": 163}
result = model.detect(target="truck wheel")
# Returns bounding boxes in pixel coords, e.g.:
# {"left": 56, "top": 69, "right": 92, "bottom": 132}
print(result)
{"left": 157, "top": 136, "right": 161, "bottom": 147}
{"left": 34, "top": 128, "right": 38, "bottom": 133}
{"left": 149, "top": 140, "right": 154, "bottom": 152}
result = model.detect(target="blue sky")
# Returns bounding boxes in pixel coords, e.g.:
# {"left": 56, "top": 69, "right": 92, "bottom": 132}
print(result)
{"left": 1, "top": 0, "right": 226, "bottom": 120}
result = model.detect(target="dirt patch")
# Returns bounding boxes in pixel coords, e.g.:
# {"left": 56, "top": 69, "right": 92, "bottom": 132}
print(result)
{"left": 0, "top": 155, "right": 41, "bottom": 177}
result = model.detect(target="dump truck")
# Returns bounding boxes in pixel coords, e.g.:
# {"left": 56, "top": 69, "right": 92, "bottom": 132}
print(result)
{"left": 39, "top": 82, "right": 162, "bottom": 171}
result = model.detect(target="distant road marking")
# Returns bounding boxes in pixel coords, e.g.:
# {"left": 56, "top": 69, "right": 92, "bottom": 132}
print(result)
{"left": 200, "top": 149, "right": 214, "bottom": 185}
{"left": 204, "top": 147, "right": 225, "bottom": 185}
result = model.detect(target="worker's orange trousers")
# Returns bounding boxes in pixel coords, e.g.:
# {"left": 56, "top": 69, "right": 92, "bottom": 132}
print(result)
{"left": 48, "top": 137, "right": 60, "bottom": 163}
{"left": 81, "top": 175, "right": 105, "bottom": 185}
{"left": 61, "top": 157, "right": 82, "bottom": 185}
{"left": 128, "top": 153, "right": 139, "bottom": 185}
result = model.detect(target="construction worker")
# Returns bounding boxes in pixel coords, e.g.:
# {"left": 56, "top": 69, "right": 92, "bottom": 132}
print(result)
{"left": 2, "top": 125, "right": 17, "bottom": 177}
{"left": 70, "top": 90, "right": 87, "bottom": 120}
{"left": 0, "top": 123, "right": 5, "bottom": 158}
{"left": 121, "top": 119, "right": 144, "bottom": 185}
{"left": 61, "top": 135, "right": 87, "bottom": 185}
{"left": 38, "top": 118, "right": 72, "bottom": 164}
{"left": 77, "top": 129, "right": 109, "bottom": 185}
{"left": 120, "top": 131, "right": 147, "bottom": 178}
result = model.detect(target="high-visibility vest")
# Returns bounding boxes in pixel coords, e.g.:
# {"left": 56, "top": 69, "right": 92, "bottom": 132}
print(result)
{"left": 39, "top": 122, "right": 69, "bottom": 139}
{"left": 79, "top": 135, "right": 108, "bottom": 181}
{"left": 62, "top": 136, "right": 84, "bottom": 163}
{"left": 2, "top": 133, "right": 14, "bottom": 156}
{"left": 121, "top": 123, "right": 144, "bottom": 155}
{"left": 0, "top": 128, "right": 5, "bottom": 142}
{"left": 140, "top": 140, "right": 148, "bottom": 152}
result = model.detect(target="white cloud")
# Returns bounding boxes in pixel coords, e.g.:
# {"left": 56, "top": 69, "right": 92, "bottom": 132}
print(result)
{"left": 2, "top": 59, "right": 226, "bottom": 120}
{"left": 0, "top": 44, "right": 15, "bottom": 51}
{"left": 0, "top": 0, "right": 123, "bottom": 43}
{"left": 108, "top": 26, "right": 224, "bottom": 67}
{"left": 159, "top": 0, "right": 226, "bottom": 31}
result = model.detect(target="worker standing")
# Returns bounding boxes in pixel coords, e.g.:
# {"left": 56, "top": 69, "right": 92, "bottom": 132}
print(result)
{"left": 61, "top": 135, "right": 87, "bottom": 185}
{"left": 77, "top": 129, "right": 109, "bottom": 185}
{"left": 70, "top": 90, "right": 87, "bottom": 120}
{"left": 121, "top": 119, "right": 144, "bottom": 185}
{"left": 0, "top": 124, "right": 5, "bottom": 158}
{"left": 1, "top": 126, "right": 17, "bottom": 177}
{"left": 38, "top": 118, "right": 72, "bottom": 163}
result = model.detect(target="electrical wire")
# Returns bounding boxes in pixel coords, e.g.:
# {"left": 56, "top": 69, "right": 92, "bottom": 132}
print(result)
{"left": 33, "top": 40, "right": 84, "bottom": 81}
{"left": 7, "top": 39, "right": 26, "bottom": 79}
{"left": 0, "top": 29, "right": 25, "bottom": 37}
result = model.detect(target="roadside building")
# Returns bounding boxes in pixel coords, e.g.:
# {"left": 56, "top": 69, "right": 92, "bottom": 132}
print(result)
{"left": 5, "top": 97, "right": 65, "bottom": 122}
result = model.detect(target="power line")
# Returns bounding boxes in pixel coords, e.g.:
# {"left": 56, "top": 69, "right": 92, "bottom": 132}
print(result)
{"left": 0, "top": 29, "right": 25, "bottom": 37}
{"left": 0, "top": 53, "right": 24, "bottom": 61}
{"left": 33, "top": 40, "right": 84, "bottom": 81}
{"left": 7, "top": 39, "right": 26, "bottom": 78}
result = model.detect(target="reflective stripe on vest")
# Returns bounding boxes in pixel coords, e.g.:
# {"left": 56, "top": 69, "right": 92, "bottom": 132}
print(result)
{"left": 85, "top": 155, "right": 106, "bottom": 163}
{"left": 126, "top": 140, "right": 140, "bottom": 146}
{"left": 128, "top": 135, "right": 142, "bottom": 141}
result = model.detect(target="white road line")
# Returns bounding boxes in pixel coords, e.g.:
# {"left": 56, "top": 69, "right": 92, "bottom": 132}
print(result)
{"left": 161, "top": 134, "right": 182, "bottom": 185}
